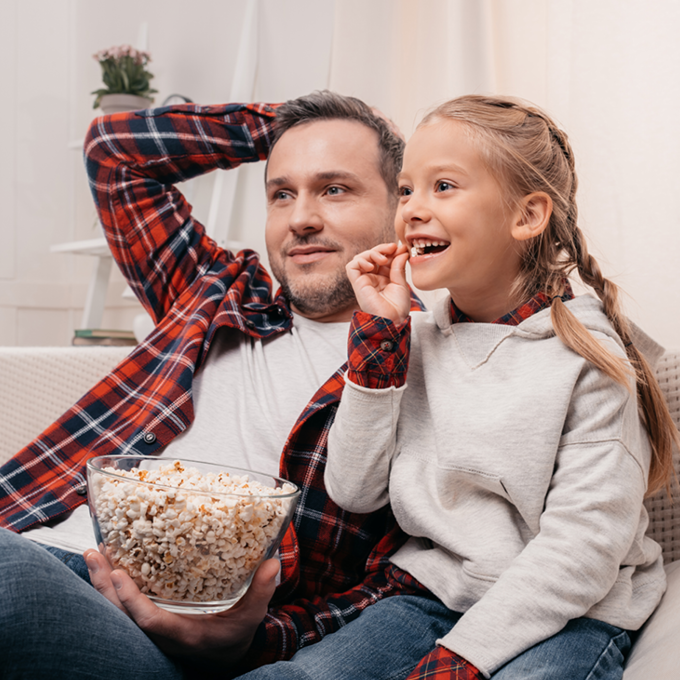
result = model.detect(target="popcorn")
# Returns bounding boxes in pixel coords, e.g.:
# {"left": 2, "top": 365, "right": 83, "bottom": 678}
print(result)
{"left": 90, "top": 460, "right": 296, "bottom": 603}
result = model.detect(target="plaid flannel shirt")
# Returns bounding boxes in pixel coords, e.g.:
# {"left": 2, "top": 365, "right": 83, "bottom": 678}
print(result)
{"left": 0, "top": 102, "right": 424, "bottom": 672}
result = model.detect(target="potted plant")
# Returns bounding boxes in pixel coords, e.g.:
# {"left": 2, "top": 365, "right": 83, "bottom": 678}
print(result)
{"left": 92, "top": 45, "right": 158, "bottom": 114}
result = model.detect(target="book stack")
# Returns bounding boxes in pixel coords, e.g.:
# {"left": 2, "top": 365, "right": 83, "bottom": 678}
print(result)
{"left": 72, "top": 329, "right": 138, "bottom": 347}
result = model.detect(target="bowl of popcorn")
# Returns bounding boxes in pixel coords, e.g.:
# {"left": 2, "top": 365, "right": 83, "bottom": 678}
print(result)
{"left": 86, "top": 456, "right": 300, "bottom": 614}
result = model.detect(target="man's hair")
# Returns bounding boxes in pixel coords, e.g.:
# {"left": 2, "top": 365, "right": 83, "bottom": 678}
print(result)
{"left": 270, "top": 90, "right": 404, "bottom": 199}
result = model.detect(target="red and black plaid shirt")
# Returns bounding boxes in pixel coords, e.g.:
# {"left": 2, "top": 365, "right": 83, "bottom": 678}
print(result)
{"left": 0, "top": 102, "right": 424, "bottom": 672}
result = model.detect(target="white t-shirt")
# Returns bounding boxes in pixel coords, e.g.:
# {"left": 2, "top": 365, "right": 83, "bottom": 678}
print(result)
{"left": 24, "top": 313, "right": 350, "bottom": 554}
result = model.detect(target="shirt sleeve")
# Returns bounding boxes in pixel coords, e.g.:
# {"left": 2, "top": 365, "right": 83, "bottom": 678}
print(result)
{"left": 346, "top": 310, "right": 411, "bottom": 389}
{"left": 83, "top": 102, "right": 278, "bottom": 322}
{"left": 406, "top": 646, "right": 482, "bottom": 680}
{"left": 324, "top": 311, "right": 411, "bottom": 514}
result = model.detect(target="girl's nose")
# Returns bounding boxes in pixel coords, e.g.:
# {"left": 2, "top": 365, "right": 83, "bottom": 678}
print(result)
{"left": 289, "top": 194, "right": 323, "bottom": 235}
{"left": 399, "top": 193, "right": 431, "bottom": 224}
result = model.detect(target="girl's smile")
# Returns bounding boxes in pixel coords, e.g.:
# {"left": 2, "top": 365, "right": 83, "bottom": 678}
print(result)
{"left": 396, "top": 118, "right": 526, "bottom": 322}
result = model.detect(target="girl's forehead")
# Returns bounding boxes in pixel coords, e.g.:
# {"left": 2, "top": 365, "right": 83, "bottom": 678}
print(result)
{"left": 402, "top": 118, "right": 486, "bottom": 172}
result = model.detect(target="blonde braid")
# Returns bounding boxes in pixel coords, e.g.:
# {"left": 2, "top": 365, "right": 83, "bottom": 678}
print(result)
{"left": 422, "top": 94, "right": 677, "bottom": 495}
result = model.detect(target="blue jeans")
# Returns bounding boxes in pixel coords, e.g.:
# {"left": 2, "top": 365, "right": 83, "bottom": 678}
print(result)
{"left": 238, "top": 594, "right": 631, "bottom": 680}
{"left": 0, "top": 528, "right": 630, "bottom": 679}
{"left": 0, "top": 528, "right": 184, "bottom": 680}
{"left": 39, "top": 544, "right": 92, "bottom": 585}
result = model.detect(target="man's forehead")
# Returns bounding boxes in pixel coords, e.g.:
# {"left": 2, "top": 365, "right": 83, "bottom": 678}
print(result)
{"left": 266, "top": 118, "right": 381, "bottom": 181}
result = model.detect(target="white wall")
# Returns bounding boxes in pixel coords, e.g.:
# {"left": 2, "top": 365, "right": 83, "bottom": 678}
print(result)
{"left": 2, "top": 0, "right": 679, "bottom": 348}
{"left": 333, "top": 0, "right": 680, "bottom": 349}
{"left": 0, "top": 0, "right": 336, "bottom": 345}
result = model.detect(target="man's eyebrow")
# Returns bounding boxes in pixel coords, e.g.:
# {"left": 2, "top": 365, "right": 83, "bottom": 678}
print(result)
{"left": 266, "top": 176, "right": 290, "bottom": 191}
{"left": 266, "top": 170, "right": 362, "bottom": 191}
{"left": 314, "top": 171, "right": 361, "bottom": 183}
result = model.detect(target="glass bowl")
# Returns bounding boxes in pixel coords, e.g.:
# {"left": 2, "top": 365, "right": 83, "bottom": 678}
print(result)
{"left": 86, "top": 455, "right": 300, "bottom": 614}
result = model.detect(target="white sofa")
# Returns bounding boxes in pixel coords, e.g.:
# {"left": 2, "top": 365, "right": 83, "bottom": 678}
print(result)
{"left": 0, "top": 345, "right": 679, "bottom": 677}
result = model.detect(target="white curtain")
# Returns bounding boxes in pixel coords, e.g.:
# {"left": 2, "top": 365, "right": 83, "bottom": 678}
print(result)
{"left": 330, "top": 0, "right": 680, "bottom": 348}
{"left": 1, "top": 0, "right": 678, "bottom": 347}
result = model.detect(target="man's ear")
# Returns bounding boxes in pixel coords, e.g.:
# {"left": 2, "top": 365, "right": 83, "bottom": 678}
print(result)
{"left": 510, "top": 192, "right": 552, "bottom": 241}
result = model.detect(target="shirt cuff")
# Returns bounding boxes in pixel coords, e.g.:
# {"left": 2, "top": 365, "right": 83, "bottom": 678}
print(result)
{"left": 346, "top": 311, "right": 411, "bottom": 389}
{"left": 406, "top": 645, "right": 482, "bottom": 680}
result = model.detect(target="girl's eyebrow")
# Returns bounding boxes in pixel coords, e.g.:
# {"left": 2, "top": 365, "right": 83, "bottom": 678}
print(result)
{"left": 431, "top": 162, "right": 468, "bottom": 176}
{"left": 399, "top": 162, "right": 469, "bottom": 181}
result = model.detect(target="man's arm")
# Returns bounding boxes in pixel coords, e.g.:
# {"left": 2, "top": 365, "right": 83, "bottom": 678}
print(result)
{"left": 84, "top": 102, "right": 278, "bottom": 323}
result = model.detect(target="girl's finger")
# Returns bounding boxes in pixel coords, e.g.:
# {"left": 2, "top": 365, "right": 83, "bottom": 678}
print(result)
{"left": 391, "top": 251, "right": 410, "bottom": 288}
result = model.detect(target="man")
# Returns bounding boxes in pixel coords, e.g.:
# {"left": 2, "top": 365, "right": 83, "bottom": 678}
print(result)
{"left": 0, "top": 91, "right": 423, "bottom": 678}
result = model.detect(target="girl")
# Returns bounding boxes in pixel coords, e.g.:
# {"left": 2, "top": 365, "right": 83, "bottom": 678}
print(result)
{"left": 321, "top": 95, "right": 679, "bottom": 680}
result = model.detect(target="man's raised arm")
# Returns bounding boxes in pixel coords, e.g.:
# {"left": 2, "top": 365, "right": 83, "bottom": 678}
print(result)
{"left": 84, "top": 103, "right": 278, "bottom": 322}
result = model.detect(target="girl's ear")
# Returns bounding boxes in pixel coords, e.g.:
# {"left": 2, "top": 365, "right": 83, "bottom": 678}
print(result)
{"left": 511, "top": 192, "right": 552, "bottom": 241}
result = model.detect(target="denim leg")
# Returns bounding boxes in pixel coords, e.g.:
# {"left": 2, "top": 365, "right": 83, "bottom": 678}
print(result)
{"left": 236, "top": 595, "right": 461, "bottom": 680}
{"left": 38, "top": 543, "right": 92, "bottom": 584}
{"left": 0, "top": 528, "right": 184, "bottom": 680}
{"left": 492, "top": 617, "right": 630, "bottom": 680}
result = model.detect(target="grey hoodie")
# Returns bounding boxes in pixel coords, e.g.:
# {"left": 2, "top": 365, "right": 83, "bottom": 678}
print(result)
{"left": 326, "top": 295, "right": 666, "bottom": 677}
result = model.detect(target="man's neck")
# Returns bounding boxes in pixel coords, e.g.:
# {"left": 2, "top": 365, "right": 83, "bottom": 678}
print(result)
{"left": 290, "top": 302, "right": 358, "bottom": 324}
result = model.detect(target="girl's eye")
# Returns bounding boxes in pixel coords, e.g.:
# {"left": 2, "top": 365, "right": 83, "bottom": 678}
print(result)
{"left": 399, "top": 186, "right": 412, "bottom": 197}
{"left": 436, "top": 181, "right": 454, "bottom": 192}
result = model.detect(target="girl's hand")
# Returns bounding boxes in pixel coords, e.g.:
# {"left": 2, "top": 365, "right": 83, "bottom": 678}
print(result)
{"left": 346, "top": 242, "right": 410, "bottom": 324}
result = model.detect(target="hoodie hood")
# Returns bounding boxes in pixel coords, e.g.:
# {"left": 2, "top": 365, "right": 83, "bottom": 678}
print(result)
{"left": 432, "top": 293, "right": 664, "bottom": 368}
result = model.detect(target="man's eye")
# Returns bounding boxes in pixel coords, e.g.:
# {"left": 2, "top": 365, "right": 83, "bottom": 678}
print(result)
{"left": 274, "top": 190, "right": 290, "bottom": 200}
{"left": 326, "top": 186, "right": 345, "bottom": 196}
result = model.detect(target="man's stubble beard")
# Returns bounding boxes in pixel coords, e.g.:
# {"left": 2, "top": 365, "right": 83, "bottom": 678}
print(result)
{"left": 273, "top": 262, "right": 356, "bottom": 318}
{"left": 269, "top": 224, "right": 395, "bottom": 319}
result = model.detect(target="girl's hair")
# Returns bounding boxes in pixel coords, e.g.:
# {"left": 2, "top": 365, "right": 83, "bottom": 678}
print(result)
{"left": 421, "top": 94, "right": 677, "bottom": 495}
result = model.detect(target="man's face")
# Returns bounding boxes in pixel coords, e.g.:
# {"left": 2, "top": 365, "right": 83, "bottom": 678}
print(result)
{"left": 265, "top": 119, "right": 396, "bottom": 322}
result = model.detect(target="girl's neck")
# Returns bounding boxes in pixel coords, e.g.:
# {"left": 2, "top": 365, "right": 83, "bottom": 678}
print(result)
{"left": 449, "top": 288, "right": 521, "bottom": 323}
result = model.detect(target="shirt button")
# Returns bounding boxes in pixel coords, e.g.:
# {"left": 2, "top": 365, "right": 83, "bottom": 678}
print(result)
{"left": 245, "top": 319, "right": 256, "bottom": 329}
{"left": 380, "top": 340, "right": 394, "bottom": 351}
{"left": 75, "top": 484, "right": 88, "bottom": 496}
{"left": 143, "top": 432, "right": 157, "bottom": 444}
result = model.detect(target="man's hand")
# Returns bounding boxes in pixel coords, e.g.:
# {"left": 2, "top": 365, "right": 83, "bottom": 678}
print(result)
{"left": 84, "top": 549, "right": 278, "bottom": 664}
{"left": 346, "top": 242, "right": 411, "bottom": 324}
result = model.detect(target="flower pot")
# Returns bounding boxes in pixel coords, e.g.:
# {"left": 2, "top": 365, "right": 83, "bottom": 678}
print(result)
{"left": 99, "top": 94, "right": 154, "bottom": 115}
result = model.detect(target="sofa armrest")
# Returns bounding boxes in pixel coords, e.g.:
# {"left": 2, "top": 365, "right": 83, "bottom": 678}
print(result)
{"left": 0, "top": 346, "right": 132, "bottom": 466}
{"left": 623, "top": 560, "right": 680, "bottom": 678}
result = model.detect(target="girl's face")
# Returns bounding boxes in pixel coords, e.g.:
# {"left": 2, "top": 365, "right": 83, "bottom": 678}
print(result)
{"left": 396, "top": 118, "right": 525, "bottom": 322}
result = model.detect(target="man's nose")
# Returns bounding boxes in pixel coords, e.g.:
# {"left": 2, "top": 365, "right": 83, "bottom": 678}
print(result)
{"left": 288, "top": 194, "right": 324, "bottom": 235}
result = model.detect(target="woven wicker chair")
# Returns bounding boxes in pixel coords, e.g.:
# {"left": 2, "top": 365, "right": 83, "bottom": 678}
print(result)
{"left": 0, "top": 346, "right": 679, "bottom": 676}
